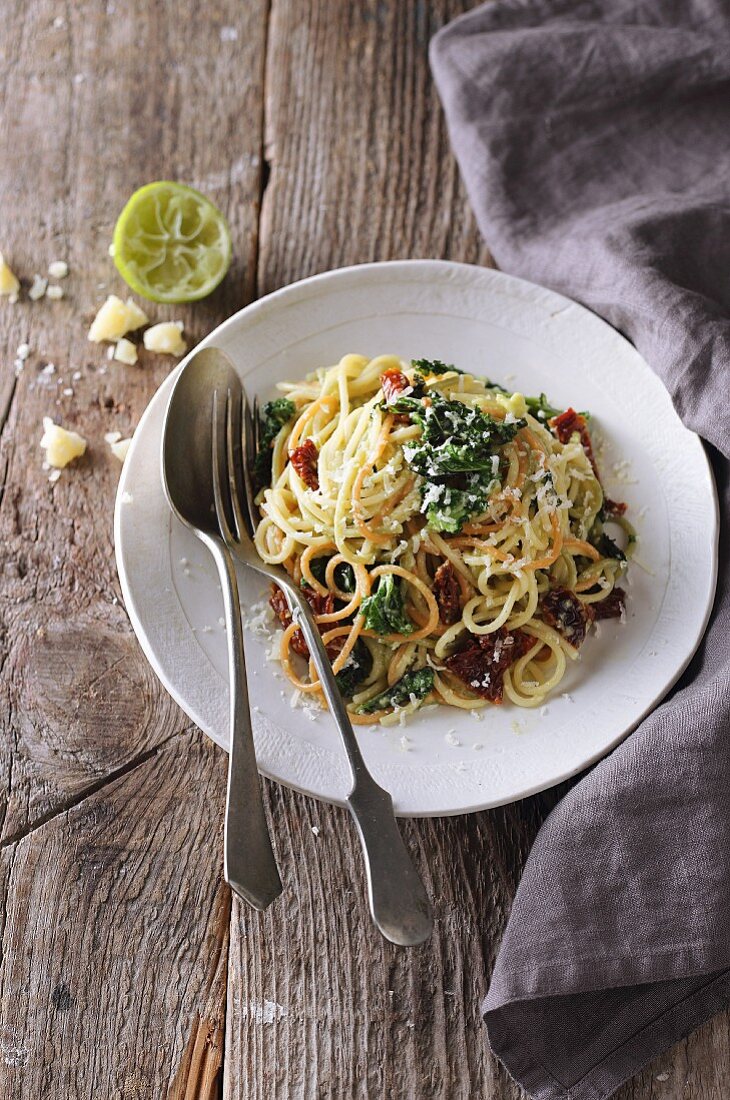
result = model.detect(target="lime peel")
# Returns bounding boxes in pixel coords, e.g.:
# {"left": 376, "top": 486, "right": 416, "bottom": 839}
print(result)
{"left": 112, "top": 181, "right": 231, "bottom": 303}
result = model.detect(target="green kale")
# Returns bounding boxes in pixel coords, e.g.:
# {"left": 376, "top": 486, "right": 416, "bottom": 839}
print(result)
{"left": 402, "top": 393, "right": 523, "bottom": 478}
{"left": 304, "top": 555, "right": 356, "bottom": 593}
{"left": 589, "top": 516, "right": 627, "bottom": 561}
{"left": 254, "top": 397, "right": 296, "bottom": 486}
{"left": 335, "top": 638, "right": 373, "bottom": 697}
{"left": 421, "top": 480, "right": 491, "bottom": 534}
{"left": 335, "top": 561, "right": 356, "bottom": 593}
{"left": 357, "top": 667, "right": 435, "bottom": 714}
{"left": 360, "top": 574, "right": 413, "bottom": 636}
{"left": 525, "top": 392, "right": 563, "bottom": 420}
{"left": 390, "top": 392, "right": 520, "bottom": 531}
{"left": 411, "top": 358, "right": 463, "bottom": 376}
{"left": 591, "top": 531, "right": 626, "bottom": 561}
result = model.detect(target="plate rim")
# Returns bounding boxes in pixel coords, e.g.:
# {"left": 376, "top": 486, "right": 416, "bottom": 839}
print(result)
{"left": 115, "top": 259, "right": 720, "bottom": 816}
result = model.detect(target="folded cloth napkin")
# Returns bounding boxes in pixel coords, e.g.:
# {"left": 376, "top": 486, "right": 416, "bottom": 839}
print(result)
{"left": 431, "top": 2, "right": 730, "bottom": 1097}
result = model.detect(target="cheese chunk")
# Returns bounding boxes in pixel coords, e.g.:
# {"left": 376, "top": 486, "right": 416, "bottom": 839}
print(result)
{"left": 88, "top": 295, "right": 149, "bottom": 343}
{"left": 143, "top": 321, "right": 187, "bottom": 357}
{"left": 0, "top": 252, "right": 20, "bottom": 297}
{"left": 110, "top": 438, "right": 131, "bottom": 463}
{"left": 113, "top": 338, "right": 138, "bottom": 365}
{"left": 40, "top": 417, "right": 87, "bottom": 468}
{"left": 48, "top": 260, "right": 69, "bottom": 279}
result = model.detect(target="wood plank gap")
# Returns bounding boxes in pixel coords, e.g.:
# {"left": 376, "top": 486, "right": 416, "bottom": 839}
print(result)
{"left": 252, "top": 0, "right": 275, "bottom": 302}
{"left": 0, "top": 723, "right": 193, "bottom": 850}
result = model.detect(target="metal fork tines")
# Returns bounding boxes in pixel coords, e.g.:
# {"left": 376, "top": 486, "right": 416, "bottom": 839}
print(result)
{"left": 221, "top": 381, "right": 433, "bottom": 946}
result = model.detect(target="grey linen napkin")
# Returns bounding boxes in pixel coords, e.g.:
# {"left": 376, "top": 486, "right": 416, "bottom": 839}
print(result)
{"left": 430, "top": 2, "right": 730, "bottom": 1097}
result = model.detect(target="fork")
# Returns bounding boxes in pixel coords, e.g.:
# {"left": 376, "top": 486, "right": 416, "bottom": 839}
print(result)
{"left": 212, "top": 370, "right": 433, "bottom": 946}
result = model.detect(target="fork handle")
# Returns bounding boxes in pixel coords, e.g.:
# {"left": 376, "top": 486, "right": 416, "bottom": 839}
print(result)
{"left": 286, "top": 586, "right": 432, "bottom": 945}
{"left": 209, "top": 538, "right": 282, "bottom": 910}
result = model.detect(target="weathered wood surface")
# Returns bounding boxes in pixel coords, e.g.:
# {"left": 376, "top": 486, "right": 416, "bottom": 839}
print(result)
{"left": 0, "top": 1, "right": 726, "bottom": 1098}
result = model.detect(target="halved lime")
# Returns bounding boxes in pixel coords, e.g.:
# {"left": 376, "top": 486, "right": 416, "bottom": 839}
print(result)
{"left": 112, "top": 181, "right": 232, "bottom": 303}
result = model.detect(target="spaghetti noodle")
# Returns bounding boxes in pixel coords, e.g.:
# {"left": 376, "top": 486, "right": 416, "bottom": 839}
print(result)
{"left": 254, "top": 354, "right": 632, "bottom": 724}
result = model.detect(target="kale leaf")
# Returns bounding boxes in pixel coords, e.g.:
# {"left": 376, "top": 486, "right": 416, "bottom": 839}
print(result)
{"left": 357, "top": 667, "right": 435, "bottom": 714}
{"left": 254, "top": 397, "right": 296, "bottom": 486}
{"left": 421, "top": 480, "right": 491, "bottom": 534}
{"left": 411, "top": 358, "right": 463, "bottom": 377}
{"left": 591, "top": 531, "right": 626, "bottom": 561}
{"left": 335, "top": 637, "right": 373, "bottom": 697}
{"left": 525, "top": 392, "right": 563, "bottom": 420}
{"left": 403, "top": 393, "right": 523, "bottom": 478}
{"left": 360, "top": 573, "right": 413, "bottom": 635}
{"left": 392, "top": 391, "right": 521, "bottom": 532}
{"left": 304, "top": 555, "right": 356, "bottom": 593}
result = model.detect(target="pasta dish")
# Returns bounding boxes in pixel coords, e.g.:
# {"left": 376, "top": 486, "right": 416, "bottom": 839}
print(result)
{"left": 253, "top": 354, "right": 633, "bottom": 725}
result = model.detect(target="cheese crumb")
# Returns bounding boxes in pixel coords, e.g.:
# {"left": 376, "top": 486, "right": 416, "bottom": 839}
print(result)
{"left": 40, "top": 417, "right": 86, "bottom": 468}
{"left": 88, "top": 295, "right": 149, "bottom": 343}
{"left": 0, "top": 252, "right": 21, "bottom": 298}
{"left": 48, "top": 260, "right": 69, "bottom": 279}
{"left": 16, "top": 343, "right": 30, "bottom": 361}
{"left": 104, "top": 430, "right": 122, "bottom": 444}
{"left": 110, "top": 438, "right": 131, "bottom": 463}
{"left": 46, "top": 284, "right": 64, "bottom": 300}
{"left": 113, "top": 337, "right": 138, "bottom": 365}
{"left": 29, "top": 274, "right": 48, "bottom": 301}
{"left": 143, "top": 320, "right": 187, "bottom": 357}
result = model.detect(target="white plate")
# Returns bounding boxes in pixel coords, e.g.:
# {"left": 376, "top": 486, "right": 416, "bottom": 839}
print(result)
{"left": 115, "top": 261, "right": 718, "bottom": 817}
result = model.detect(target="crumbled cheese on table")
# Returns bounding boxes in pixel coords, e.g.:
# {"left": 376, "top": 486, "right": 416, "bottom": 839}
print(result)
{"left": 40, "top": 417, "right": 86, "bottom": 468}
{"left": 113, "top": 337, "right": 138, "bottom": 365}
{"left": 48, "top": 260, "right": 69, "bottom": 279}
{"left": 143, "top": 321, "right": 186, "bottom": 356}
{"left": 28, "top": 274, "right": 48, "bottom": 301}
{"left": 110, "top": 438, "right": 131, "bottom": 463}
{"left": 88, "top": 295, "right": 149, "bottom": 343}
{"left": 0, "top": 252, "right": 20, "bottom": 299}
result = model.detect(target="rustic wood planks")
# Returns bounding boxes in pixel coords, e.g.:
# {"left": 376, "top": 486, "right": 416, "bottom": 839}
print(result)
{"left": 0, "top": 2, "right": 725, "bottom": 1098}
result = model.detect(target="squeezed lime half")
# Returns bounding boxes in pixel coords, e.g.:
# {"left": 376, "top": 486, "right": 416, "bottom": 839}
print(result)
{"left": 112, "top": 181, "right": 232, "bottom": 303}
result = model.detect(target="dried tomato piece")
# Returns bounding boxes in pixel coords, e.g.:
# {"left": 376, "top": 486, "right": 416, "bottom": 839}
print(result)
{"left": 540, "top": 586, "right": 595, "bottom": 648}
{"left": 289, "top": 438, "right": 319, "bottom": 490}
{"left": 603, "top": 498, "right": 627, "bottom": 518}
{"left": 269, "top": 584, "right": 292, "bottom": 630}
{"left": 444, "top": 627, "right": 530, "bottom": 704}
{"left": 381, "top": 369, "right": 411, "bottom": 405}
{"left": 432, "top": 560, "right": 461, "bottom": 625}
{"left": 549, "top": 408, "right": 598, "bottom": 476}
{"left": 269, "top": 583, "right": 336, "bottom": 658}
{"left": 593, "top": 587, "right": 626, "bottom": 621}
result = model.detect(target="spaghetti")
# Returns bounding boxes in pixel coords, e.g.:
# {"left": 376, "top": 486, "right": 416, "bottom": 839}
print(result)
{"left": 254, "top": 354, "right": 632, "bottom": 724}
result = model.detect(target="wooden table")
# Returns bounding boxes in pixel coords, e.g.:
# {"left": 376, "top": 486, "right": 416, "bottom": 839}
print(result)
{"left": 1, "top": 2, "right": 725, "bottom": 1097}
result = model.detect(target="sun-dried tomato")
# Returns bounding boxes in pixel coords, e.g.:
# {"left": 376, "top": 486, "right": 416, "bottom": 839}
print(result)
{"left": 549, "top": 408, "right": 598, "bottom": 476}
{"left": 269, "top": 583, "right": 336, "bottom": 658}
{"left": 540, "top": 586, "right": 595, "bottom": 648}
{"left": 289, "top": 438, "right": 319, "bottom": 490}
{"left": 603, "top": 498, "right": 627, "bottom": 518}
{"left": 444, "top": 627, "right": 531, "bottom": 704}
{"left": 593, "top": 587, "right": 626, "bottom": 621}
{"left": 381, "top": 369, "right": 411, "bottom": 405}
{"left": 432, "top": 560, "right": 461, "bottom": 625}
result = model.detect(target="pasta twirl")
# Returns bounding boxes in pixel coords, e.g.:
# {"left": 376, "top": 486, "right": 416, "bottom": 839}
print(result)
{"left": 254, "top": 354, "right": 632, "bottom": 724}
